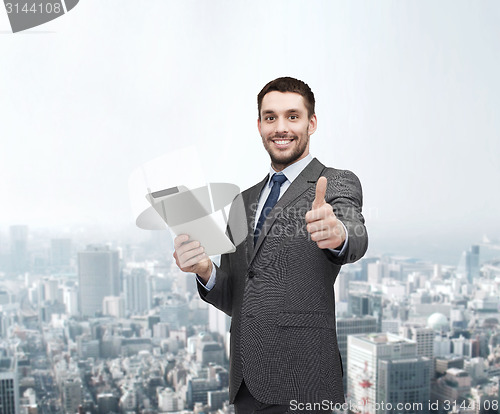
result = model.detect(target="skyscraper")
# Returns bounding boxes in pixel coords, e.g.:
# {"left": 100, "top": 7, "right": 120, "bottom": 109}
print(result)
{"left": 377, "top": 357, "right": 431, "bottom": 413}
{"left": 102, "top": 296, "right": 125, "bottom": 318}
{"left": 348, "top": 291, "right": 383, "bottom": 331}
{"left": 124, "top": 268, "right": 151, "bottom": 314}
{"left": 62, "top": 377, "right": 82, "bottom": 414}
{"left": 78, "top": 245, "right": 120, "bottom": 318}
{"left": 348, "top": 333, "right": 430, "bottom": 414}
{"left": 0, "top": 358, "right": 20, "bottom": 414}
{"left": 50, "top": 238, "right": 72, "bottom": 268}
{"left": 208, "top": 306, "right": 230, "bottom": 338}
{"left": 399, "top": 324, "right": 434, "bottom": 360}
{"left": 9, "top": 225, "right": 28, "bottom": 275}
{"left": 336, "top": 315, "right": 377, "bottom": 391}
{"left": 457, "top": 245, "right": 480, "bottom": 283}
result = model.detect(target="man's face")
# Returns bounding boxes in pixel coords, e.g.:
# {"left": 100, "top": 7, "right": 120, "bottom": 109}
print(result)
{"left": 258, "top": 91, "right": 317, "bottom": 172}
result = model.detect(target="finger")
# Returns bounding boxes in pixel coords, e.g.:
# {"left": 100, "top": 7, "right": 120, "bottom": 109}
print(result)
{"left": 177, "top": 240, "right": 200, "bottom": 255}
{"left": 174, "top": 234, "right": 190, "bottom": 249}
{"left": 310, "top": 229, "right": 330, "bottom": 242}
{"left": 306, "top": 201, "right": 334, "bottom": 223}
{"left": 312, "top": 176, "right": 327, "bottom": 209}
{"left": 181, "top": 252, "right": 209, "bottom": 269}
{"left": 305, "top": 206, "right": 329, "bottom": 223}
{"left": 306, "top": 220, "right": 328, "bottom": 234}
{"left": 178, "top": 244, "right": 204, "bottom": 264}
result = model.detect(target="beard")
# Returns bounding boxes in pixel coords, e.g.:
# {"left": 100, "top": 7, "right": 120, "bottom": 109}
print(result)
{"left": 262, "top": 132, "right": 310, "bottom": 170}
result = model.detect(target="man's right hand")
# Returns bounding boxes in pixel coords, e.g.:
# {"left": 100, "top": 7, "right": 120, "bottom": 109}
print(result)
{"left": 173, "top": 234, "right": 213, "bottom": 284}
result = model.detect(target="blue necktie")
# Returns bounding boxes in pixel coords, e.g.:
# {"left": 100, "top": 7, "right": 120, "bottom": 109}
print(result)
{"left": 254, "top": 173, "right": 287, "bottom": 245}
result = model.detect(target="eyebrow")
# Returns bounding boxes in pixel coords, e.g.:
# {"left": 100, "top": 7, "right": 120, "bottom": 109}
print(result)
{"left": 262, "top": 109, "right": 301, "bottom": 114}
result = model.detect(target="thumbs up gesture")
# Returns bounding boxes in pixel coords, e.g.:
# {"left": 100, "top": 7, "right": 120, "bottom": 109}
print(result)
{"left": 305, "top": 176, "right": 346, "bottom": 249}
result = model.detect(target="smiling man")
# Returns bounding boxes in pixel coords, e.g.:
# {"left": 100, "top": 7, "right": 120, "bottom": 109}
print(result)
{"left": 174, "top": 77, "right": 368, "bottom": 413}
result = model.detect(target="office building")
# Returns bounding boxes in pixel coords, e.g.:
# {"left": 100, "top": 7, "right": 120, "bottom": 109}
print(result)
{"left": 9, "top": 225, "right": 28, "bottom": 275}
{"left": 124, "top": 268, "right": 151, "bottom": 314}
{"left": 78, "top": 245, "right": 120, "bottom": 317}
{"left": 102, "top": 296, "right": 125, "bottom": 318}
{"left": 62, "top": 377, "right": 82, "bottom": 414}
{"left": 209, "top": 306, "right": 230, "bottom": 337}
{"left": 348, "top": 291, "right": 383, "bottom": 330}
{"left": 0, "top": 358, "right": 20, "bottom": 414}
{"left": 336, "top": 315, "right": 377, "bottom": 391}
{"left": 457, "top": 245, "right": 480, "bottom": 284}
{"left": 348, "top": 333, "right": 430, "bottom": 413}
{"left": 50, "top": 238, "right": 72, "bottom": 268}
{"left": 377, "top": 357, "right": 431, "bottom": 413}
{"left": 399, "top": 324, "right": 434, "bottom": 359}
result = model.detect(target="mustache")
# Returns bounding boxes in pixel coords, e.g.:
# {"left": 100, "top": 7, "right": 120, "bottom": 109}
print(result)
{"left": 269, "top": 134, "right": 298, "bottom": 140}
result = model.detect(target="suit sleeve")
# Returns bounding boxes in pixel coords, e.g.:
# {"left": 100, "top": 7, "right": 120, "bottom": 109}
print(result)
{"left": 197, "top": 254, "right": 234, "bottom": 316}
{"left": 196, "top": 192, "right": 248, "bottom": 317}
{"left": 323, "top": 169, "right": 368, "bottom": 265}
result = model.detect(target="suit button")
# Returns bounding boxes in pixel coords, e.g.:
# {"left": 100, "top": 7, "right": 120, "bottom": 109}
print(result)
{"left": 248, "top": 270, "right": 255, "bottom": 279}
{"left": 350, "top": 254, "right": 356, "bottom": 261}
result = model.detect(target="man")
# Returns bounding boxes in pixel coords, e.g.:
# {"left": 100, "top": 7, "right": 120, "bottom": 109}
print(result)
{"left": 174, "top": 77, "right": 368, "bottom": 412}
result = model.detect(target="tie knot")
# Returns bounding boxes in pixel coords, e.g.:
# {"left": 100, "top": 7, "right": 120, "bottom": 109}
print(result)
{"left": 271, "top": 173, "right": 287, "bottom": 186}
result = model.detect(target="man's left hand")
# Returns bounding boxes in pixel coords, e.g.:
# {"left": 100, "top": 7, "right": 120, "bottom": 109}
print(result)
{"left": 305, "top": 176, "right": 346, "bottom": 250}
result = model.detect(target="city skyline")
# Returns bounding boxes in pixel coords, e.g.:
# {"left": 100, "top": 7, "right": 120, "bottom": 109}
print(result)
{"left": 1, "top": 223, "right": 499, "bottom": 412}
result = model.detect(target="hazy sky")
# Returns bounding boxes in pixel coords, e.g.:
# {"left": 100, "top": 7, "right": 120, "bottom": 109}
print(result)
{"left": 1, "top": 1, "right": 499, "bottom": 260}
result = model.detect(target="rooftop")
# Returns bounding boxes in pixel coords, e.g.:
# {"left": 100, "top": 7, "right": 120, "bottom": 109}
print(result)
{"left": 362, "top": 333, "right": 414, "bottom": 344}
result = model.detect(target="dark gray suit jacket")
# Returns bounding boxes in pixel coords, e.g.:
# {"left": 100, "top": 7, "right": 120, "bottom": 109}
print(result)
{"left": 198, "top": 158, "right": 368, "bottom": 405}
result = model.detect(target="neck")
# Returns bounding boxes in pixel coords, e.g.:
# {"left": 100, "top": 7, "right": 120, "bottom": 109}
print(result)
{"left": 271, "top": 151, "right": 310, "bottom": 172}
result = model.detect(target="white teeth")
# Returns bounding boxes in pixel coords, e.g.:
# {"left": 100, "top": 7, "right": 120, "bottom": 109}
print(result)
{"left": 275, "top": 140, "right": 291, "bottom": 145}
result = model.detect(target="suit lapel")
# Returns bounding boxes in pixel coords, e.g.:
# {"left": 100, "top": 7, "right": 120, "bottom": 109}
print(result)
{"left": 244, "top": 174, "right": 269, "bottom": 264}
{"left": 250, "top": 158, "right": 326, "bottom": 264}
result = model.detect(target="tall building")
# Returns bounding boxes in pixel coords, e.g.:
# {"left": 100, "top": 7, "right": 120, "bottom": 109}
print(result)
{"left": 124, "top": 268, "right": 151, "bottom": 314}
{"left": 377, "top": 357, "right": 431, "bottom": 414}
{"left": 63, "top": 284, "right": 79, "bottom": 316}
{"left": 367, "top": 261, "right": 387, "bottom": 284}
{"left": 78, "top": 245, "right": 120, "bottom": 317}
{"left": 157, "top": 388, "right": 184, "bottom": 412}
{"left": 159, "top": 296, "right": 189, "bottom": 329}
{"left": 348, "top": 333, "right": 430, "bottom": 414}
{"left": 334, "top": 270, "right": 352, "bottom": 302}
{"left": 208, "top": 306, "right": 230, "bottom": 337}
{"left": 97, "top": 393, "right": 119, "bottom": 414}
{"left": 62, "top": 377, "right": 82, "bottom": 414}
{"left": 431, "top": 368, "right": 471, "bottom": 408}
{"left": 336, "top": 315, "right": 377, "bottom": 391}
{"left": 399, "top": 324, "right": 434, "bottom": 359}
{"left": 39, "top": 277, "right": 61, "bottom": 303}
{"left": 348, "top": 291, "right": 383, "bottom": 330}
{"left": 9, "top": 225, "right": 28, "bottom": 275}
{"left": 102, "top": 296, "right": 125, "bottom": 318}
{"left": 457, "top": 245, "right": 480, "bottom": 283}
{"left": 0, "top": 358, "right": 20, "bottom": 414}
{"left": 50, "top": 238, "right": 72, "bottom": 268}
{"left": 186, "top": 377, "right": 220, "bottom": 409}
{"left": 359, "top": 257, "right": 379, "bottom": 282}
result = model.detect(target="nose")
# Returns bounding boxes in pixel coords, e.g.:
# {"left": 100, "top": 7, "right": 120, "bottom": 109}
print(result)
{"left": 275, "top": 117, "right": 288, "bottom": 134}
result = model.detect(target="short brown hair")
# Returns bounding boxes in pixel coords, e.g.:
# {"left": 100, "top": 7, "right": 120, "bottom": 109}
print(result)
{"left": 257, "top": 77, "right": 315, "bottom": 119}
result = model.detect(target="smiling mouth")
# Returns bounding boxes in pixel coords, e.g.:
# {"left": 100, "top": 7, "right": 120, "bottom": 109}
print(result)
{"left": 272, "top": 138, "right": 295, "bottom": 147}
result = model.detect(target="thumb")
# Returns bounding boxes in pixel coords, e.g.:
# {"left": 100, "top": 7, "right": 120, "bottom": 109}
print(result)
{"left": 312, "top": 176, "right": 327, "bottom": 209}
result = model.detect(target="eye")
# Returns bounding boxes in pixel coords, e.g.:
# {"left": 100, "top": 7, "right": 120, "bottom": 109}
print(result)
{"left": 265, "top": 116, "right": 275, "bottom": 121}
{"left": 289, "top": 115, "right": 298, "bottom": 120}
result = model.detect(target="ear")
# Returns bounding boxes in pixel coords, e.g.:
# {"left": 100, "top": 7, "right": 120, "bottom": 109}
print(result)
{"left": 257, "top": 117, "right": 262, "bottom": 135}
{"left": 308, "top": 114, "right": 317, "bottom": 135}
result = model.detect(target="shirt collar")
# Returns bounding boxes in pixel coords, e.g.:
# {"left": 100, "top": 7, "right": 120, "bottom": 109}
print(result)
{"left": 267, "top": 153, "right": 313, "bottom": 186}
